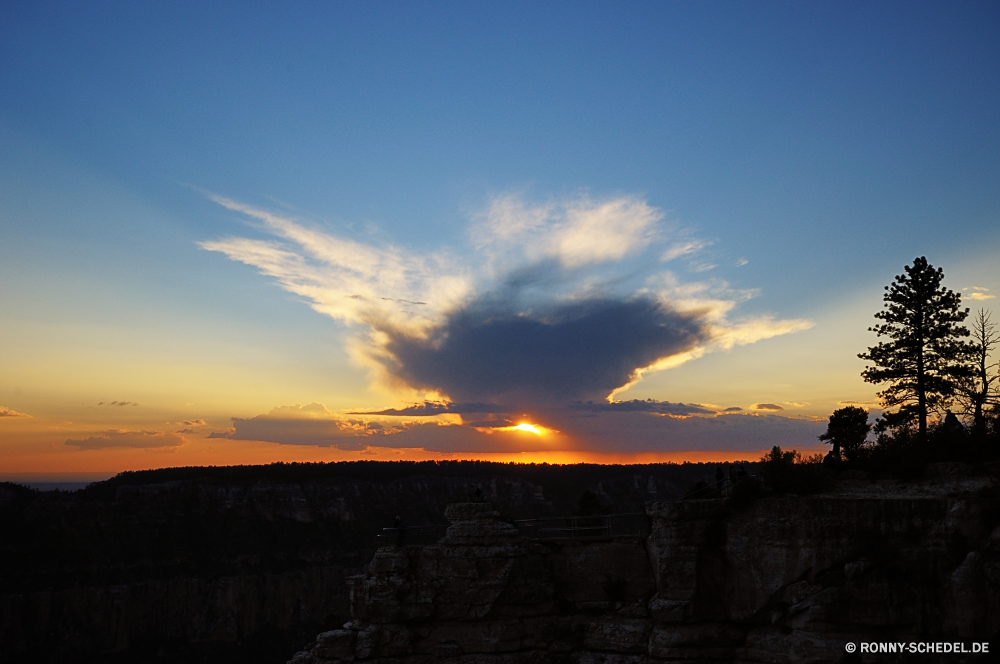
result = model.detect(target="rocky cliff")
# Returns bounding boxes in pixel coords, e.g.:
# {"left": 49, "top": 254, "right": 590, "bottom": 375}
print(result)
{"left": 288, "top": 466, "right": 1000, "bottom": 664}
{"left": 0, "top": 461, "right": 711, "bottom": 663}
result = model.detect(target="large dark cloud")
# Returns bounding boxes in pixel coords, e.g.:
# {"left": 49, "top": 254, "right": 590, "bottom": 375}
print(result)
{"left": 383, "top": 297, "right": 707, "bottom": 404}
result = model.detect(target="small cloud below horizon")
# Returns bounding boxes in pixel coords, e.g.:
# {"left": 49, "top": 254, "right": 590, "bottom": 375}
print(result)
{"left": 0, "top": 406, "right": 31, "bottom": 418}
{"left": 207, "top": 403, "right": 383, "bottom": 449}
{"left": 751, "top": 403, "right": 784, "bottom": 411}
{"left": 353, "top": 401, "right": 512, "bottom": 417}
{"left": 65, "top": 430, "right": 188, "bottom": 450}
{"left": 208, "top": 400, "right": 824, "bottom": 455}
{"left": 566, "top": 399, "right": 713, "bottom": 416}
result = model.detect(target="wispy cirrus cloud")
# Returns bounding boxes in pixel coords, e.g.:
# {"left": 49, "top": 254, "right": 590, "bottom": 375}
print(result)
{"left": 200, "top": 192, "right": 811, "bottom": 405}
{"left": 0, "top": 406, "right": 31, "bottom": 418}
{"left": 66, "top": 430, "right": 189, "bottom": 450}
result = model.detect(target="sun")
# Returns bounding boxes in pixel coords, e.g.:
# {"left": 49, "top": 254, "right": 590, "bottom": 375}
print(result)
{"left": 472, "top": 421, "right": 559, "bottom": 436}
{"left": 495, "top": 422, "right": 557, "bottom": 435}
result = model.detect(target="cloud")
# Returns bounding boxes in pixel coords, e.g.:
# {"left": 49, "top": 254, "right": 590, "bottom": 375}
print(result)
{"left": 179, "top": 419, "right": 207, "bottom": 426}
{"left": 963, "top": 287, "right": 994, "bottom": 301}
{"left": 475, "top": 195, "right": 661, "bottom": 270}
{"left": 212, "top": 416, "right": 377, "bottom": 450}
{"left": 363, "top": 422, "right": 545, "bottom": 453}
{"left": 384, "top": 297, "right": 706, "bottom": 403}
{"left": 214, "top": 400, "right": 826, "bottom": 456}
{"left": 354, "top": 401, "right": 511, "bottom": 416}
{"left": 567, "top": 399, "right": 713, "bottom": 416}
{"left": 752, "top": 403, "right": 784, "bottom": 411}
{"left": 208, "top": 403, "right": 379, "bottom": 449}
{"left": 723, "top": 406, "right": 743, "bottom": 412}
{"left": 661, "top": 239, "right": 710, "bottom": 263}
{"left": 201, "top": 192, "right": 811, "bottom": 404}
{"left": 207, "top": 402, "right": 541, "bottom": 452}
{"left": 66, "top": 430, "right": 189, "bottom": 450}
{"left": 543, "top": 411, "right": 825, "bottom": 453}
{"left": 0, "top": 406, "right": 30, "bottom": 418}
{"left": 98, "top": 401, "right": 138, "bottom": 407}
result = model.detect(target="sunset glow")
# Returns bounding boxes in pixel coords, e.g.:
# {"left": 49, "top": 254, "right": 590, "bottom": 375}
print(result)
{"left": 1, "top": 4, "right": 998, "bottom": 480}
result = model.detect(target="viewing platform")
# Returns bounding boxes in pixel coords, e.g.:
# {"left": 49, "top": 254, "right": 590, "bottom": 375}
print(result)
{"left": 377, "top": 511, "right": 650, "bottom": 546}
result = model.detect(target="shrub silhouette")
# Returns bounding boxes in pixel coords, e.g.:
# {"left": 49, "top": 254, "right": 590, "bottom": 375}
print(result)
{"left": 758, "top": 446, "right": 830, "bottom": 494}
{"left": 819, "top": 406, "right": 870, "bottom": 464}
{"left": 576, "top": 489, "right": 606, "bottom": 515}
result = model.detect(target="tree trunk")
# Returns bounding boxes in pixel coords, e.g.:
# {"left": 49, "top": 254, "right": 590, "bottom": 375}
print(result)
{"left": 917, "top": 338, "right": 927, "bottom": 439}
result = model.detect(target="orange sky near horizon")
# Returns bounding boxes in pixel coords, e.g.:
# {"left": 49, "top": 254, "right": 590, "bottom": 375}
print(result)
{"left": 3, "top": 2, "right": 1000, "bottom": 485}
{"left": 0, "top": 423, "right": 828, "bottom": 482}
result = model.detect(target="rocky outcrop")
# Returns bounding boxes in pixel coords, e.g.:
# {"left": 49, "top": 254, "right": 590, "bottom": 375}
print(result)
{"left": 289, "top": 470, "right": 1000, "bottom": 663}
{"left": 1, "top": 463, "right": 712, "bottom": 663}
{"left": 289, "top": 501, "right": 656, "bottom": 664}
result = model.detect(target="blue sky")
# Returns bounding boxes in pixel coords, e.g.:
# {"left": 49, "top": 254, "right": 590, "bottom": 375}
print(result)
{"left": 1, "top": 1, "right": 998, "bottom": 476}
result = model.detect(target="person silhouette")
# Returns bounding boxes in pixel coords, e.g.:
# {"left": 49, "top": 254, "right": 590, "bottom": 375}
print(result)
{"left": 394, "top": 516, "right": 404, "bottom": 547}
{"left": 943, "top": 410, "right": 963, "bottom": 433}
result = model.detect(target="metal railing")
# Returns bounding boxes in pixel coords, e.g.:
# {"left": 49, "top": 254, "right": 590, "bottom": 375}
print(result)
{"left": 515, "top": 513, "right": 650, "bottom": 540}
{"left": 376, "top": 524, "right": 449, "bottom": 547}
{"left": 376, "top": 512, "right": 651, "bottom": 547}
{"left": 681, "top": 474, "right": 758, "bottom": 500}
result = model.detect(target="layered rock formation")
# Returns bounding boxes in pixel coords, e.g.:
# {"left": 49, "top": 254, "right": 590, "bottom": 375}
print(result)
{"left": 289, "top": 469, "right": 1000, "bottom": 663}
{"left": 1, "top": 462, "right": 707, "bottom": 663}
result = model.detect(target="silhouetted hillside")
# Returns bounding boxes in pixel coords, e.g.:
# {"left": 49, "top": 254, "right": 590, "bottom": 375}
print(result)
{"left": 0, "top": 460, "right": 740, "bottom": 664}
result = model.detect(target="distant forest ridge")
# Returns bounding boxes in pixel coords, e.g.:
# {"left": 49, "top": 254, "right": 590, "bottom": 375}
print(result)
{"left": 15, "top": 459, "right": 757, "bottom": 501}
